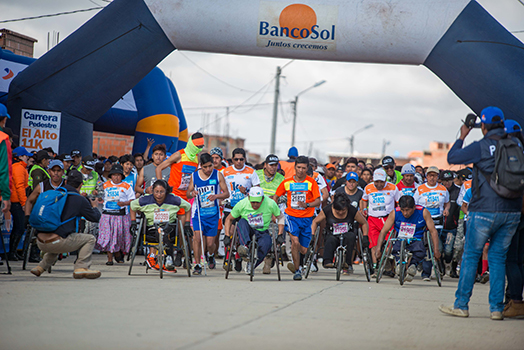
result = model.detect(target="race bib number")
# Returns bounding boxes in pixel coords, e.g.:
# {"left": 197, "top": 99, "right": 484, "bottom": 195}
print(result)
{"left": 398, "top": 222, "right": 416, "bottom": 239}
{"left": 290, "top": 192, "right": 306, "bottom": 210}
{"left": 154, "top": 208, "right": 169, "bottom": 224}
{"left": 199, "top": 186, "right": 215, "bottom": 208}
{"left": 178, "top": 165, "right": 196, "bottom": 190}
{"left": 333, "top": 222, "right": 349, "bottom": 235}
{"left": 370, "top": 193, "right": 386, "bottom": 212}
{"left": 247, "top": 213, "right": 264, "bottom": 229}
{"left": 104, "top": 188, "right": 121, "bottom": 211}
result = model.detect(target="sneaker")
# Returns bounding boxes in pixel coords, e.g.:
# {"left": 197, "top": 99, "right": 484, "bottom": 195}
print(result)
{"left": 353, "top": 257, "right": 361, "bottom": 265}
{"left": 371, "top": 272, "right": 377, "bottom": 279}
{"left": 490, "top": 311, "right": 504, "bottom": 320}
{"left": 502, "top": 300, "right": 524, "bottom": 318}
{"left": 438, "top": 305, "right": 469, "bottom": 318}
{"left": 245, "top": 262, "right": 253, "bottom": 275}
{"left": 174, "top": 253, "right": 182, "bottom": 267}
{"left": 287, "top": 262, "right": 296, "bottom": 273}
{"left": 30, "top": 266, "right": 45, "bottom": 277}
{"left": 293, "top": 270, "right": 302, "bottom": 281}
{"left": 234, "top": 259, "right": 242, "bottom": 272}
{"left": 342, "top": 269, "right": 349, "bottom": 275}
{"left": 480, "top": 271, "right": 490, "bottom": 284}
{"left": 323, "top": 261, "right": 334, "bottom": 269}
{"left": 405, "top": 265, "right": 417, "bottom": 282}
{"left": 146, "top": 254, "right": 160, "bottom": 270}
{"left": 237, "top": 245, "right": 249, "bottom": 261}
{"left": 73, "top": 268, "right": 102, "bottom": 279}
{"left": 311, "top": 260, "right": 318, "bottom": 272}
{"left": 263, "top": 256, "right": 272, "bottom": 274}
{"left": 449, "top": 269, "right": 459, "bottom": 278}
{"left": 193, "top": 264, "right": 202, "bottom": 275}
{"left": 222, "top": 261, "right": 233, "bottom": 271}
{"left": 346, "top": 265, "right": 354, "bottom": 274}
{"left": 423, "top": 276, "right": 431, "bottom": 282}
{"left": 165, "top": 255, "right": 175, "bottom": 271}
{"left": 384, "top": 270, "right": 395, "bottom": 278}
{"left": 207, "top": 254, "right": 216, "bottom": 269}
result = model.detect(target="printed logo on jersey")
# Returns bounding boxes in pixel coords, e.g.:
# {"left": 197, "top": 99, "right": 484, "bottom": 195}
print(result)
{"left": 257, "top": 2, "right": 338, "bottom": 52}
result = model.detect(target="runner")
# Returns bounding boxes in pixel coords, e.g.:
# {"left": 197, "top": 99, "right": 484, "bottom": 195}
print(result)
{"left": 441, "top": 170, "right": 461, "bottom": 274}
{"left": 209, "top": 147, "right": 226, "bottom": 257}
{"left": 360, "top": 168, "right": 398, "bottom": 271}
{"left": 120, "top": 154, "right": 137, "bottom": 190}
{"left": 187, "top": 153, "right": 229, "bottom": 274}
{"left": 224, "top": 187, "right": 282, "bottom": 275}
{"left": 135, "top": 144, "right": 170, "bottom": 195}
{"left": 279, "top": 146, "right": 298, "bottom": 179}
{"left": 333, "top": 172, "right": 363, "bottom": 209}
{"left": 374, "top": 195, "right": 441, "bottom": 283}
{"left": 29, "top": 170, "right": 102, "bottom": 279}
{"left": 274, "top": 156, "right": 321, "bottom": 281}
{"left": 130, "top": 180, "right": 191, "bottom": 272}
{"left": 210, "top": 147, "right": 226, "bottom": 172}
{"left": 256, "top": 154, "right": 285, "bottom": 273}
{"left": 413, "top": 166, "right": 450, "bottom": 281}
{"left": 324, "top": 163, "right": 337, "bottom": 189}
{"left": 395, "top": 163, "right": 418, "bottom": 198}
{"left": 312, "top": 192, "right": 369, "bottom": 275}
{"left": 382, "top": 156, "right": 403, "bottom": 185}
{"left": 156, "top": 132, "right": 205, "bottom": 233}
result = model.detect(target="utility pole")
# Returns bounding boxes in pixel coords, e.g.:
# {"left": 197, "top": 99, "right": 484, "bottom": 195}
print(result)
{"left": 270, "top": 66, "right": 281, "bottom": 154}
{"left": 382, "top": 139, "right": 391, "bottom": 157}
{"left": 225, "top": 107, "right": 230, "bottom": 156}
{"left": 291, "top": 96, "right": 298, "bottom": 147}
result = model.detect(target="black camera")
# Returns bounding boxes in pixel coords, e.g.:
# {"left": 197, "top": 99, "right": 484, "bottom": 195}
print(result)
{"left": 464, "top": 113, "right": 480, "bottom": 128}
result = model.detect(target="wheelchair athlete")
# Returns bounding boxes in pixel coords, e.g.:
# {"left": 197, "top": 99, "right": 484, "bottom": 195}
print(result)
{"left": 130, "top": 180, "right": 191, "bottom": 271}
{"left": 374, "top": 195, "right": 441, "bottom": 282}
{"left": 312, "top": 192, "right": 369, "bottom": 272}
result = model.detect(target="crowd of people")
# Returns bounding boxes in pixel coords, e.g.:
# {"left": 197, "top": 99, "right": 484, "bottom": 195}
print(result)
{"left": 0, "top": 103, "right": 523, "bottom": 320}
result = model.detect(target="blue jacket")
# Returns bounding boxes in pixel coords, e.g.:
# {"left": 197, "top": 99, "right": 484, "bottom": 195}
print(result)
{"left": 447, "top": 128, "right": 522, "bottom": 213}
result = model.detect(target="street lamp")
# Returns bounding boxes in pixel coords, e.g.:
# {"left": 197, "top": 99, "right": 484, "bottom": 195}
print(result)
{"left": 348, "top": 124, "right": 373, "bottom": 155}
{"left": 291, "top": 80, "right": 326, "bottom": 147}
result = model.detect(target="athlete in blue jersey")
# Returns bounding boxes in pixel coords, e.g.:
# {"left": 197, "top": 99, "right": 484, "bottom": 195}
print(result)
{"left": 374, "top": 195, "right": 441, "bottom": 282}
{"left": 187, "top": 153, "right": 229, "bottom": 274}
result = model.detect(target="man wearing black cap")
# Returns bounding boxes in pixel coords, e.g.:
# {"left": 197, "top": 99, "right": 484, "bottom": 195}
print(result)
{"left": 382, "top": 156, "right": 402, "bottom": 185}
{"left": 79, "top": 156, "right": 99, "bottom": 198}
{"left": 58, "top": 153, "right": 73, "bottom": 174}
{"left": 70, "top": 149, "right": 82, "bottom": 171}
{"left": 28, "top": 150, "right": 51, "bottom": 191}
{"left": 29, "top": 170, "right": 102, "bottom": 279}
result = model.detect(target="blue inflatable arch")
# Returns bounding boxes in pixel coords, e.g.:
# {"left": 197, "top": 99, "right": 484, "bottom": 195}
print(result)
{"left": 4, "top": 0, "right": 524, "bottom": 154}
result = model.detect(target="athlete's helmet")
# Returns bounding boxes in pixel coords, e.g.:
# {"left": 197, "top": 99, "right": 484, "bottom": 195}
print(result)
{"left": 401, "top": 163, "right": 416, "bottom": 175}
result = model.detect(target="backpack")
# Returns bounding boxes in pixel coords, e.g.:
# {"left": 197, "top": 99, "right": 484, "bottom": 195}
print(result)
{"left": 478, "top": 136, "right": 524, "bottom": 199}
{"left": 29, "top": 187, "right": 81, "bottom": 232}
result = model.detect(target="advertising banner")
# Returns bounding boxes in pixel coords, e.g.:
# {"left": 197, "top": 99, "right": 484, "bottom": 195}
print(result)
{"left": 19, "top": 109, "right": 61, "bottom": 152}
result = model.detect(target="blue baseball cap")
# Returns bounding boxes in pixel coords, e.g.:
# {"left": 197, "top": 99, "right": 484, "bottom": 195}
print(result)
{"left": 48, "top": 159, "right": 64, "bottom": 169}
{"left": 480, "top": 106, "right": 504, "bottom": 124}
{"left": 504, "top": 120, "right": 522, "bottom": 134}
{"left": 12, "top": 146, "right": 32, "bottom": 157}
{"left": 0, "top": 103, "right": 10, "bottom": 119}
{"left": 288, "top": 146, "right": 298, "bottom": 158}
{"left": 346, "top": 171, "right": 359, "bottom": 182}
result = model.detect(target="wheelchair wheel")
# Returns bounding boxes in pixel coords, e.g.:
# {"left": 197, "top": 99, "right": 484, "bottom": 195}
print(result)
{"left": 336, "top": 248, "right": 343, "bottom": 281}
{"left": 271, "top": 228, "right": 281, "bottom": 281}
{"left": 22, "top": 227, "right": 35, "bottom": 270}
{"left": 358, "top": 230, "right": 372, "bottom": 282}
{"left": 127, "top": 217, "right": 139, "bottom": 262}
{"left": 128, "top": 219, "right": 144, "bottom": 276}
{"left": 399, "top": 239, "right": 406, "bottom": 286}
{"left": 426, "top": 231, "right": 442, "bottom": 287}
{"left": 180, "top": 221, "right": 191, "bottom": 277}
{"left": 157, "top": 227, "right": 164, "bottom": 279}
{"left": 304, "top": 227, "right": 320, "bottom": 279}
{"left": 376, "top": 236, "right": 394, "bottom": 283}
{"left": 249, "top": 235, "right": 257, "bottom": 282}
{"left": 225, "top": 223, "right": 238, "bottom": 280}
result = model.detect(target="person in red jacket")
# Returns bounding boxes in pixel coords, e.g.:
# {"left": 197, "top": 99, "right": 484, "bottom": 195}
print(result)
{"left": 0, "top": 103, "right": 12, "bottom": 218}
{"left": 8, "top": 147, "right": 32, "bottom": 260}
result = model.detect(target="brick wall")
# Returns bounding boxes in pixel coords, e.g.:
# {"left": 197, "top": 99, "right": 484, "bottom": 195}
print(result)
{"left": 92, "top": 131, "right": 134, "bottom": 157}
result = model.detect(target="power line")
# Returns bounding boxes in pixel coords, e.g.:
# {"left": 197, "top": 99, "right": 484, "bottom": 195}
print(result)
{"left": 0, "top": 7, "right": 104, "bottom": 24}
{"left": 178, "top": 51, "right": 263, "bottom": 93}
{"left": 184, "top": 102, "right": 291, "bottom": 110}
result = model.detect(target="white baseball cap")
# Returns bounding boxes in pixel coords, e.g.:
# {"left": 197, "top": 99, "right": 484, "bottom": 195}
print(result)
{"left": 373, "top": 168, "right": 387, "bottom": 182}
{"left": 249, "top": 187, "right": 264, "bottom": 202}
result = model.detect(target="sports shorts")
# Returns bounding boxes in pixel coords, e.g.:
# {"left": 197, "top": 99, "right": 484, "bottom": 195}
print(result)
{"left": 368, "top": 216, "right": 392, "bottom": 248}
{"left": 285, "top": 214, "right": 314, "bottom": 248}
{"left": 192, "top": 213, "right": 220, "bottom": 237}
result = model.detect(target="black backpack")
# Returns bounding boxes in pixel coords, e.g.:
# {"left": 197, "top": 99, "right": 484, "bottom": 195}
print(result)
{"left": 477, "top": 136, "right": 524, "bottom": 199}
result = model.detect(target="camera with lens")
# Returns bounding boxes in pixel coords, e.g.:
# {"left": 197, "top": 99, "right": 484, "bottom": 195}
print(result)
{"left": 464, "top": 113, "right": 480, "bottom": 129}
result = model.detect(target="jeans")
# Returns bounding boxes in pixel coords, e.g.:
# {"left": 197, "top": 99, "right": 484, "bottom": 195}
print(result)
{"left": 392, "top": 240, "right": 426, "bottom": 267}
{"left": 454, "top": 211, "right": 520, "bottom": 312}
{"left": 441, "top": 228, "right": 458, "bottom": 264}
{"left": 506, "top": 216, "right": 524, "bottom": 301}
{"left": 236, "top": 219, "right": 272, "bottom": 268}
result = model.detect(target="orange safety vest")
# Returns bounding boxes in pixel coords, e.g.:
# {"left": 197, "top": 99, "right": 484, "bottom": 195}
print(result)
{"left": 168, "top": 149, "right": 198, "bottom": 199}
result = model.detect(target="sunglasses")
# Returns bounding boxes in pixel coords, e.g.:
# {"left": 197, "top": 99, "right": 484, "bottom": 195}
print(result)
{"left": 383, "top": 166, "right": 394, "bottom": 170}
{"left": 233, "top": 158, "right": 245, "bottom": 161}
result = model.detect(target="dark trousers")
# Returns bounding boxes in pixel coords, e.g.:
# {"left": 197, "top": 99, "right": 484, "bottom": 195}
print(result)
{"left": 507, "top": 218, "right": 524, "bottom": 301}
{"left": 9, "top": 202, "right": 25, "bottom": 254}
{"left": 237, "top": 218, "right": 272, "bottom": 267}
{"left": 323, "top": 231, "right": 357, "bottom": 266}
{"left": 392, "top": 240, "right": 426, "bottom": 267}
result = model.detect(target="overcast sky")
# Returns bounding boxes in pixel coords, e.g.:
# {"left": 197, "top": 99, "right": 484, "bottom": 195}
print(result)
{"left": 2, "top": 0, "right": 524, "bottom": 161}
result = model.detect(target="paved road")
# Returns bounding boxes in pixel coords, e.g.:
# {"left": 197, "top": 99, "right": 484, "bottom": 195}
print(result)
{"left": 1, "top": 255, "right": 522, "bottom": 350}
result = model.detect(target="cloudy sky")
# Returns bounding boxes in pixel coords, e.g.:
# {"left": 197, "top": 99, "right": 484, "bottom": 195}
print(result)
{"left": 2, "top": 0, "right": 524, "bottom": 161}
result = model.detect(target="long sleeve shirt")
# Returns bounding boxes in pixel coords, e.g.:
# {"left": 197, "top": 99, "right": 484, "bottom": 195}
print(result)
{"left": 0, "top": 127, "right": 12, "bottom": 201}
